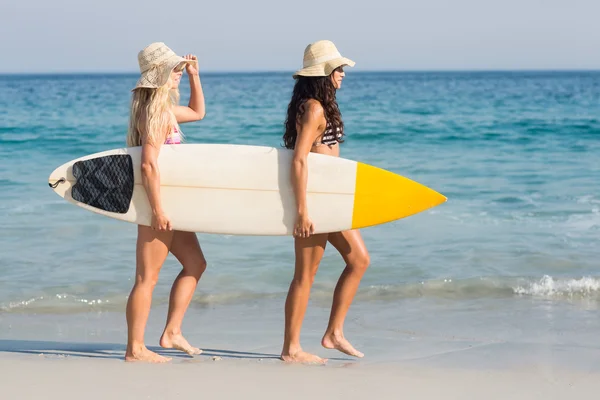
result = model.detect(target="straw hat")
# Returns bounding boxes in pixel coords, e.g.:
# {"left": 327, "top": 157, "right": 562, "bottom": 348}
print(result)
{"left": 132, "top": 42, "right": 191, "bottom": 90}
{"left": 293, "top": 40, "right": 355, "bottom": 78}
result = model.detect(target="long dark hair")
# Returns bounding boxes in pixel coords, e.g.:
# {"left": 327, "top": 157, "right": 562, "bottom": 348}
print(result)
{"left": 283, "top": 76, "right": 344, "bottom": 149}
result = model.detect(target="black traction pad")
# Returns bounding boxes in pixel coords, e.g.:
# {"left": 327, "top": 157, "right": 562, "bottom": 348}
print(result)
{"left": 71, "top": 154, "right": 134, "bottom": 214}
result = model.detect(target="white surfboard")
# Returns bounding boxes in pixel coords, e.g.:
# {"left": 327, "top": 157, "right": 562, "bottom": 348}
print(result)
{"left": 48, "top": 144, "right": 446, "bottom": 235}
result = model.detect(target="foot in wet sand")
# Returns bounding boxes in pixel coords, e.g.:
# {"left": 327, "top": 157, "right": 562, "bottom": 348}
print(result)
{"left": 160, "top": 332, "right": 202, "bottom": 356}
{"left": 322, "top": 332, "right": 364, "bottom": 358}
{"left": 125, "top": 345, "right": 172, "bottom": 363}
{"left": 281, "top": 350, "right": 328, "bottom": 364}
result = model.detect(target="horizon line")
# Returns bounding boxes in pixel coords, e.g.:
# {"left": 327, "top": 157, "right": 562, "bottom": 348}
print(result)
{"left": 1, "top": 68, "right": 600, "bottom": 76}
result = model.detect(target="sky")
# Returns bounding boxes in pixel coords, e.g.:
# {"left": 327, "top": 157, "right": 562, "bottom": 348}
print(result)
{"left": 0, "top": 0, "right": 598, "bottom": 73}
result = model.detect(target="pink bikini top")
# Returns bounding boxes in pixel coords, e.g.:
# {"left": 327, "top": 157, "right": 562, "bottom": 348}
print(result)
{"left": 165, "top": 125, "right": 181, "bottom": 144}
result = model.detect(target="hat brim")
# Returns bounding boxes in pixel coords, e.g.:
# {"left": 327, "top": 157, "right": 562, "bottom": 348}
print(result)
{"left": 132, "top": 56, "right": 193, "bottom": 90}
{"left": 293, "top": 57, "right": 355, "bottom": 79}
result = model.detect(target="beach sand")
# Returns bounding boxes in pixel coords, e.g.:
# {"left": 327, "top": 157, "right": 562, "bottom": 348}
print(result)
{"left": 2, "top": 304, "right": 599, "bottom": 399}
{"left": 2, "top": 349, "right": 598, "bottom": 400}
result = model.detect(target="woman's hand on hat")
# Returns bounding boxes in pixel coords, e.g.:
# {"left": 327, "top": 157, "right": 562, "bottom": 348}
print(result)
{"left": 184, "top": 54, "right": 199, "bottom": 75}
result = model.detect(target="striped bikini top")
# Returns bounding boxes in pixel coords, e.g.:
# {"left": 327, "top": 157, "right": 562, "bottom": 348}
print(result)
{"left": 165, "top": 125, "right": 182, "bottom": 144}
{"left": 318, "top": 123, "right": 343, "bottom": 146}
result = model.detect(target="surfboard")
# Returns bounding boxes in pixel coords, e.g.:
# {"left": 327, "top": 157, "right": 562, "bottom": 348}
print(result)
{"left": 48, "top": 144, "right": 446, "bottom": 235}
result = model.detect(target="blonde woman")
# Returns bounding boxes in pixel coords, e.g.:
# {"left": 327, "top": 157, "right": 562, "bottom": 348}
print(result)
{"left": 125, "top": 42, "right": 206, "bottom": 363}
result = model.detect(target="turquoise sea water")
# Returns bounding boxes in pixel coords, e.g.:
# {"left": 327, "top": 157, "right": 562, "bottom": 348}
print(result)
{"left": 0, "top": 71, "right": 599, "bottom": 365}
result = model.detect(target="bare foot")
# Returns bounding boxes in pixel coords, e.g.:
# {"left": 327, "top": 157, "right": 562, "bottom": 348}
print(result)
{"left": 322, "top": 332, "right": 364, "bottom": 358}
{"left": 281, "top": 350, "right": 327, "bottom": 364}
{"left": 125, "top": 345, "right": 172, "bottom": 363}
{"left": 160, "top": 332, "right": 202, "bottom": 356}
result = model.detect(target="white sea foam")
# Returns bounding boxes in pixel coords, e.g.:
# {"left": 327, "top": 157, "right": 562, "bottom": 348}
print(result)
{"left": 514, "top": 275, "right": 600, "bottom": 297}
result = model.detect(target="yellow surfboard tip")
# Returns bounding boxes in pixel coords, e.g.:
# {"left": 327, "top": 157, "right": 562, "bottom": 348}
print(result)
{"left": 351, "top": 162, "right": 446, "bottom": 229}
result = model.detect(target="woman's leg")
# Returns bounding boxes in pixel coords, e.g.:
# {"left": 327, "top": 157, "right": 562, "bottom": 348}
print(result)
{"left": 281, "top": 234, "right": 329, "bottom": 364}
{"left": 160, "top": 231, "right": 207, "bottom": 355}
{"left": 321, "top": 229, "right": 370, "bottom": 357}
{"left": 125, "top": 225, "right": 174, "bottom": 362}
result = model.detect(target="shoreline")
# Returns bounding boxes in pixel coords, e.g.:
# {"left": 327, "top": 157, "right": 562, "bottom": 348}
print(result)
{"left": 2, "top": 300, "right": 599, "bottom": 367}
{"left": 2, "top": 302, "right": 600, "bottom": 395}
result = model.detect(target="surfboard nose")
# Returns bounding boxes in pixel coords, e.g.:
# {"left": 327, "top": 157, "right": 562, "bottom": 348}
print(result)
{"left": 351, "top": 162, "right": 447, "bottom": 229}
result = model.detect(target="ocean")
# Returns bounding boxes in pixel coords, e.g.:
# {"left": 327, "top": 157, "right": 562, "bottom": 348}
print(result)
{"left": 0, "top": 71, "right": 599, "bottom": 367}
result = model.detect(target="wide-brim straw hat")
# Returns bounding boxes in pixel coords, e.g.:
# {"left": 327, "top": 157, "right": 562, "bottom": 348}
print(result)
{"left": 293, "top": 40, "right": 355, "bottom": 79}
{"left": 132, "top": 42, "right": 193, "bottom": 90}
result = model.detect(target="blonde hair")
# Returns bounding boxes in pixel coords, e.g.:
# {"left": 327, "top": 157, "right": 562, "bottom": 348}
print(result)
{"left": 127, "top": 76, "right": 181, "bottom": 147}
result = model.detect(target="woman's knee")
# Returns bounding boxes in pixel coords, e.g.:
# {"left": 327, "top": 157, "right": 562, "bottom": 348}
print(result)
{"left": 349, "top": 252, "right": 370, "bottom": 273}
{"left": 183, "top": 258, "right": 207, "bottom": 280}
{"left": 293, "top": 273, "right": 315, "bottom": 287}
{"left": 136, "top": 271, "right": 160, "bottom": 288}
{"left": 292, "top": 264, "right": 319, "bottom": 287}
